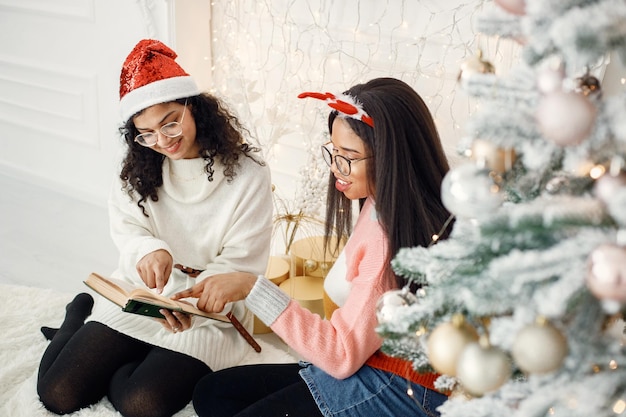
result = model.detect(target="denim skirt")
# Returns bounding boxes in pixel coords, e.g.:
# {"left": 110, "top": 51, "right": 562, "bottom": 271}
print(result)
{"left": 299, "top": 362, "right": 447, "bottom": 417}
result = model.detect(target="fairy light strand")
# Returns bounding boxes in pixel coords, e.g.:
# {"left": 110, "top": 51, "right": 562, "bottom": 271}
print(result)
{"left": 208, "top": 0, "right": 515, "bottom": 220}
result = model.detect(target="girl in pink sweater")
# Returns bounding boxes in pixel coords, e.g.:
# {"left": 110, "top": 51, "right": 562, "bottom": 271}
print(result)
{"left": 175, "top": 77, "right": 453, "bottom": 417}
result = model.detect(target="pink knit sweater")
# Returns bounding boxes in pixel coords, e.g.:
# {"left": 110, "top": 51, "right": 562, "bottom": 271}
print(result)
{"left": 246, "top": 199, "right": 390, "bottom": 372}
{"left": 247, "top": 198, "right": 443, "bottom": 391}
{"left": 274, "top": 198, "right": 391, "bottom": 378}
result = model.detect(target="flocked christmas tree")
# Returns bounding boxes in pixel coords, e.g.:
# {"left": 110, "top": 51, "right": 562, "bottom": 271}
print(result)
{"left": 377, "top": 0, "right": 626, "bottom": 416}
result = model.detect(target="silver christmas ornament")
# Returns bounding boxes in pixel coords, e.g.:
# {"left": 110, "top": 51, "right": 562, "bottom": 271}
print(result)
{"left": 376, "top": 288, "right": 418, "bottom": 325}
{"left": 441, "top": 163, "right": 504, "bottom": 220}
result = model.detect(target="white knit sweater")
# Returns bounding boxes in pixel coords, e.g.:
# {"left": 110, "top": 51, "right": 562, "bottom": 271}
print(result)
{"left": 87, "top": 155, "right": 273, "bottom": 371}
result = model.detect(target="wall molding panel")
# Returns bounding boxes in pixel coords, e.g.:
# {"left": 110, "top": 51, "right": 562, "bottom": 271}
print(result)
{"left": 0, "top": 0, "right": 94, "bottom": 21}
{"left": 0, "top": 57, "right": 99, "bottom": 147}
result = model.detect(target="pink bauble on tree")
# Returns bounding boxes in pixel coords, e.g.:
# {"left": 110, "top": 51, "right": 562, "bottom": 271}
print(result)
{"left": 535, "top": 91, "right": 597, "bottom": 147}
{"left": 593, "top": 171, "right": 626, "bottom": 205}
{"left": 586, "top": 243, "right": 626, "bottom": 303}
{"left": 494, "top": 0, "right": 526, "bottom": 15}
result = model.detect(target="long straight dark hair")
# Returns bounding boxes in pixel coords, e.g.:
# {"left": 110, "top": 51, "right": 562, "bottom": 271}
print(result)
{"left": 324, "top": 77, "right": 452, "bottom": 289}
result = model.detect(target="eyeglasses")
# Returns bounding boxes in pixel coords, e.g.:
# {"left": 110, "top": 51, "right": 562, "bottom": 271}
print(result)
{"left": 134, "top": 100, "right": 187, "bottom": 147}
{"left": 320, "top": 141, "right": 372, "bottom": 176}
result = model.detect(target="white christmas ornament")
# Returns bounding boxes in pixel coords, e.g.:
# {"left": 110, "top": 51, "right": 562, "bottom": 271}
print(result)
{"left": 456, "top": 338, "right": 512, "bottom": 396}
{"left": 586, "top": 243, "right": 626, "bottom": 303}
{"left": 536, "top": 91, "right": 596, "bottom": 147}
{"left": 536, "top": 66, "right": 564, "bottom": 94}
{"left": 512, "top": 318, "right": 568, "bottom": 374}
{"left": 427, "top": 316, "right": 479, "bottom": 376}
{"left": 375, "top": 288, "right": 418, "bottom": 325}
{"left": 441, "top": 163, "right": 504, "bottom": 220}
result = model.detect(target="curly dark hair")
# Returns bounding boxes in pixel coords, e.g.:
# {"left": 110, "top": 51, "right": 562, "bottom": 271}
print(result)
{"left": 118, "top": 93, "right": 263, "bottom": 216}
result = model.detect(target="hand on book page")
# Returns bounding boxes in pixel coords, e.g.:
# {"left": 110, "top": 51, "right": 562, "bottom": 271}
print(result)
{"left": 172, "top": 271, "right": 257, "bottom": 313}
{"left": 84, "top": 272, "right": 229, "bottom": 322}
{"left": 85, "top": 272, "right": 262, "bottom": 352}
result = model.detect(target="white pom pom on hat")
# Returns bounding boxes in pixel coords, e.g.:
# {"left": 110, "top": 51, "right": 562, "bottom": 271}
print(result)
{"left": 119, "top": 39, "right": 200, "bottom": 121}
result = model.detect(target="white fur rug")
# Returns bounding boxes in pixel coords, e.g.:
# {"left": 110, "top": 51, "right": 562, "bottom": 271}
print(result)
{"left": 0, "top": 284, "right": 296, "bottom": 417}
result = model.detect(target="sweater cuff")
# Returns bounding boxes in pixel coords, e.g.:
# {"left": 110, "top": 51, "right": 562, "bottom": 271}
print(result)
{"left": 245, "top": 275, "right": 291, "bottom": 326}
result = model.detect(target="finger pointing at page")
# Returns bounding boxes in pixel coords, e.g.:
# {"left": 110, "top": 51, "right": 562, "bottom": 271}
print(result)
{"left": 172, "top": 285, "right": 202, "bottom": 300}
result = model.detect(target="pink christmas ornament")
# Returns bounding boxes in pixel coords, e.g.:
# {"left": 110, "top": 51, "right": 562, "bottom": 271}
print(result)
{"left": 536, "top": 91, "right": 596, "bottom": 147}
{"left": 586, "top": 243, "right": 626, "bottom": 303}
{"left": 494, "top": 0, "right": 526, "bottom": 15}
{"left": 593, "top": 171, "right": 626, "bottom": 205}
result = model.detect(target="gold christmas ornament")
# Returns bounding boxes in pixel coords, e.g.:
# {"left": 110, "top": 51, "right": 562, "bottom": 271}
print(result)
{"left": 576, "top": 71, "right": 602, "bottom": 97}
{"left": 458, "top": 50, "right": 495, "bottom": 84}
{"left": 456, "top": 335, "right": 512, "bottom": 397}
{"left": 303, "top": 259, "right": 318, "bottom": 273}
{"left": 512, "top": 317, "right": 568, "bottom": 374}
{"left": 470, "top": 139, "right": 517, "bottom": 173}
{"left": 426, "top": 315, "right": 479, "bottom": 376}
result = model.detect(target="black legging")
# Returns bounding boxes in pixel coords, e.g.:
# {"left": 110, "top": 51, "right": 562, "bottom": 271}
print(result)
{"left": 193, "top": 363, "right": 324, "bottom": 417}
{"left": 38, "top": 320, "right": 211, "bottom": 417}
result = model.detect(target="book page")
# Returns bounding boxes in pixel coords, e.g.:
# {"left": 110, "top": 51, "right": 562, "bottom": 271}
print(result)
{"left": 84, "top": 273, "right": 131, "bottom": 307}
{"left": 86, "top": 272, "right": 230, "bottom": 323}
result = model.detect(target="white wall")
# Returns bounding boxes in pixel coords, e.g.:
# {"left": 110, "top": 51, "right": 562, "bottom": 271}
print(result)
{"left": 0, "top": 0, "right": 515, "bottom": 214}
{"left": 0, "top": 0, "right": 175, "bottom": 206}
{"left": 0, "top": 0, "right": 514, "bottom": 256}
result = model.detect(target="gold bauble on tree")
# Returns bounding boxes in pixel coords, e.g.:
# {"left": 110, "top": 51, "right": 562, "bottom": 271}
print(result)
{"left": 512, "top": 316, "right": 568, "bottom": 374}
{"left": 426, "top": 315, "right": 479, "bottom": 376}
{"left": 458, "top": 50, "right": 495, "bottom": 84}
{"left": 575, "top": 71, "right": 602, "bottom": 97}
{"left": 456, "top": 335, "right": 512, "bottom": 397}
{"left": 470, "top": 139, "right": 517, "bottom": 173}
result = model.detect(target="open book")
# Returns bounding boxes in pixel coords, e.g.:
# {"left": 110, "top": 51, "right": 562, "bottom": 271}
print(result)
{"left": 84, "top": 272, "right": 261, "bottom": 352}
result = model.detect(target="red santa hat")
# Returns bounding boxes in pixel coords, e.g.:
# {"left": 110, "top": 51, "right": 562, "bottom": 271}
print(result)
{"left": 119, "top": 39, "right": 200, "bottom": 121}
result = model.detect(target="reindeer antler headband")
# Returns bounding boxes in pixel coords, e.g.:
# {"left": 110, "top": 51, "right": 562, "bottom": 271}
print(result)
{"left": 298, "top": 91, "right": 374, "bottom": 127}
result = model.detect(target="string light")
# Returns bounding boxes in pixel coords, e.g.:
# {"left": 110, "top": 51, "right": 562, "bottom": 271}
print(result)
{"left": 589, "top": 164, "right": 606, "bottom": 179}
{"left": 208, "top": 0, "right": 506, "bottom": 209}
{"left": 613, "top": 399, "right": 626, "bottom": 414}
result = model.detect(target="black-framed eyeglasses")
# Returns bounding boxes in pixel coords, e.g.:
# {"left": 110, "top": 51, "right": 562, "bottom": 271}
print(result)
{"left": 134, "top": 100, "right": 188, "bottom": 147}
{"left": 320, "top": 141, "right": 372, "bottom": 176}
